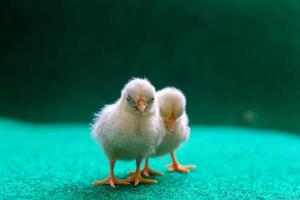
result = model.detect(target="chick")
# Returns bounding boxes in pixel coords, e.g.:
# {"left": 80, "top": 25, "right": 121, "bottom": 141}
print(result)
{"left": 91, "top": 78, "right": 160, "bottom": 188}
{"left": 141, "top": 87, "right": 196, "bottom": 176}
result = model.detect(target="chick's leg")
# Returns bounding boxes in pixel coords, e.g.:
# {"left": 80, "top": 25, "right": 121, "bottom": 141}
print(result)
{"left": 165, "top": 152, "right": 196, "bottom": 173}
{"left": 141, "top": 158, "right": 163, "bottom": 177}
{"left": 93, "top": 159, "right": 130, "bottom": 189}
{"left": 127, "top": 159, "right": 157, "bottom": 186}
{"left": 128, "top": 159, "right": 162, "bottom": 177}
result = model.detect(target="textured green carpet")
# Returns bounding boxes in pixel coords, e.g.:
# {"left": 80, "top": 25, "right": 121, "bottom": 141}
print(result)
{"left": 1, "top": 118, "right": 300, "bottom": 200}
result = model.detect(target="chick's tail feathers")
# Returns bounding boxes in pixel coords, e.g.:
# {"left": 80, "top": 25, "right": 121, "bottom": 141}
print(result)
{"left": 90, "top": 111, "right": 103, "bottom": 139}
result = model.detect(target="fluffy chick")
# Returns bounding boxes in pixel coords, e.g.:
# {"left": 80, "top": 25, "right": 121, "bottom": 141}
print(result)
{"left": 141, "top": 87, "right": 196, "bottom": 176}
{"left": 91, "top": 78, "right": 161, "bottom": 188}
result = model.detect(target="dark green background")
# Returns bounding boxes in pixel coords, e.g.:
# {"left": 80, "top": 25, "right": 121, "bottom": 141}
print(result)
{"left": 1, "top": 0, "right": 300, "bottom": 132}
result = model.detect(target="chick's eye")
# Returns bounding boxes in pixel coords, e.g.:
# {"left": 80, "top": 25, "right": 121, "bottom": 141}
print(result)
{"left": 148, "top": 97, "right": 154, "bottom": 103}
{"left": 127, "top": 95, "right": 132, "bottom": 102}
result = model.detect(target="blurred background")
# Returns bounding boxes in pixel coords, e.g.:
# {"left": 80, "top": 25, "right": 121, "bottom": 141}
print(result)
{"left": 1, "top": 0, "right": 300, "bottom": 132}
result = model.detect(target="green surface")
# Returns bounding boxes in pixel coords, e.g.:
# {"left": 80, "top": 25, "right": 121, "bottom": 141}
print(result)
{"left": 1, "top": 118, "right": 300, "bottom": 199}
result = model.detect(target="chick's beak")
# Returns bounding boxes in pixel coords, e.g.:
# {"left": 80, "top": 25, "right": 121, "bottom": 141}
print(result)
{"left": 136, "top": 98, "right": 146, "bottom": 112}
{"left": 165, "top": 113, "right": 176, "bottom": 129}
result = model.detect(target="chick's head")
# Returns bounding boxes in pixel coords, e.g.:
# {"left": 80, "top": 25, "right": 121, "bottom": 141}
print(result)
{"left": 157, "top": 87, "right": 186, "bottom": 129}
{"left": 121, "top": 78, "right": 156, "bottom": 115}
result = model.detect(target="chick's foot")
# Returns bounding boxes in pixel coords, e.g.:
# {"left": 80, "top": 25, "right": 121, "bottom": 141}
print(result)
{"left": 128, "top": 167, "right": 163, "bottom": 177}
{"left": 165, "top": 162, "right": 196, "bottom": 173}
{"left": 127, "top": 172, "right": 157, "bottom": 186}
{"left": 92, "top": 176, "right": 130, "bottom": 189}
{"left": 141, "top": 166, "right": 163, "bottom": 177}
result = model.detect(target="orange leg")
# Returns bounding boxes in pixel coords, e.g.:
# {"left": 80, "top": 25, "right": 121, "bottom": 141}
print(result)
{"left": 93, "top": 159, "right": 130, "bottom": 189}
{"left": 129, "top": 159, "right": 162, "bottom": 177}
{"left": 127, "top": 159, "right": 157, "bottom": 186}
{"left": 165, "top": 152, "right": 196, "bottom": 173}
{"left": 141, "top": 158, "right": 163, "bottom": 177}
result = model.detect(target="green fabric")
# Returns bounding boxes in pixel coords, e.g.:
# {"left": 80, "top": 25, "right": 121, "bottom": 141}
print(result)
{"left": 1, "top": 118, "right": 300, "bottom": 199}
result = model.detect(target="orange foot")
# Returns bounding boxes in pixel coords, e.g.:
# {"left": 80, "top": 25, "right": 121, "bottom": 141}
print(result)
{"left": 92, "top": 176, "right": 130, "bottom": 189}
{"left": 141, "top": 167, "right": 163, "bottom": 177}
{"left": 127, "top": 172, "right": 157, "bottom": 186}
{"left": 128, "top": 167, "right": 162, "bottom": 177}
{"left": 165, "top": 162, "right": 196, "bottom": 173}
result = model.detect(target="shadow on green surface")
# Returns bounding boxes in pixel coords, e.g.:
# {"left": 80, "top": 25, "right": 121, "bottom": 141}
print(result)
{"left": 48, "top": 172, "right": 200, "bottom": 200}
{"left": 1, "top": 118, "right": 300, "bottom": 199}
